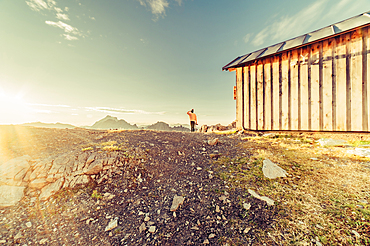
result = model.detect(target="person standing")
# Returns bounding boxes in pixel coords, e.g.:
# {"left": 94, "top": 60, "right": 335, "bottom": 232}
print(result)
{"left": 187, "top": 109, "right": 197, "bottom": 132}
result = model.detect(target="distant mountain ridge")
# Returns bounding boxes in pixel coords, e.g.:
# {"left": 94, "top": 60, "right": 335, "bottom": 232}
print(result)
{"left": 19, "top": 115, "right": 190, "bottom": 132}
{"left": 21, "top": 122, "right": 76, "bottom": 129}
{"left": 91, "top": 115, "right": 138, "bottom": 130}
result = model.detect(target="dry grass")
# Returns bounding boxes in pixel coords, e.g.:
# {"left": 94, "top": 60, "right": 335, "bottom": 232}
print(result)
{"left": 214, "top": 132, "right": 370, "bottom": 245}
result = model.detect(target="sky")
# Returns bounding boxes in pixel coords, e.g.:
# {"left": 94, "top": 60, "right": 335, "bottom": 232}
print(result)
{"left": 1, "top": 0, "right": 370, "bottom": 126}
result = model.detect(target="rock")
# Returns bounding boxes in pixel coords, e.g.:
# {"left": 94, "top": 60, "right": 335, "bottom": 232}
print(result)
{"left": 103, "top": 192, "right": 115, "bottom": 200}
{"left": 199, "top": 125, "right": 208, "bottom": 133}
{"left": 84, "top": 159, "right": 103, "bottom": 175}
{"left": 208, "top": 138, "right": 219, "bottom": 146}
{"left": 215, "top": 205, "right": 220, "bottom": 213}
{"left": 86, "top": 153, "right": 97, "bottom": 165}
{"left": 139, "top": 222, "right": 146, "bottom": 233}
{"left": 203, "top": 239, "right": 210, "bottom": 244}
{"left": 105, "top": 218, "right": 118, "bottom": 231}
{"left": 144, "top": 216, "right": 150, "bottom": 222}
{"left": 39, "top": 238, "right": 48, "bottom": 244}
{"left": 243, "top": 203, "right": 251, "bottom": 210}
{"left": 26, "top": 222, "right": 32, "bottom": 228}
{"left": 209, "top": 233, "right": 216, "bottom": 239}
{"left": 318, "top": 138, "right": 348, "bottom": 147}
{"left": 39, "top": 178, "right": 64, "bottom": 201}
{"left": 0, "top": 185, "right": 25, "bottom": 207}
{"left": 351, "top": 230, "right": 360, "bottom": 237}
{"left": 248, "top": 189, "right": 274, "bottom": 206}
{"left": 262, "top": 159, "right": 287, "bottom": 179}
{"left": 0, "top": 155, "right": 31, "bottom": 186}
{"left": 28, "top": 178, "right": 48, "bottom": 189}
{"left": 347, "top": 148, "right": 370, "bottom": 158}
{"left": 14, "top": 232, "right": 22, "bottom": 240}
{"left": 243, "top": 227, "right": 251, "bottom": 234}
{"left": 170, "top": 195, "right": 185, "bottom": 211}
{"left": 148, "top": 226, "right": 156, "bottom": 233}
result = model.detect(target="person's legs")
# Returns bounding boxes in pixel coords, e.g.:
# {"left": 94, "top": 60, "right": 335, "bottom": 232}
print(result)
{"left": 190, "top": 121, "right": 195, "bottom": 132}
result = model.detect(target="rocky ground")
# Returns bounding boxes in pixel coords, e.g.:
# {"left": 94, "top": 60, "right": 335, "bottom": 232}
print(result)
{"left": 0, "top": 126, "right": 369, "bottom": 245}
{"left": 0, "top": 126, "right": 278, "bottom": 246}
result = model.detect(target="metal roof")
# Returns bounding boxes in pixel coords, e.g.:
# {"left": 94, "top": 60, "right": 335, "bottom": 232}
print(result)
{"left": 223, "top": 11, "right": 370, "bottom": 71}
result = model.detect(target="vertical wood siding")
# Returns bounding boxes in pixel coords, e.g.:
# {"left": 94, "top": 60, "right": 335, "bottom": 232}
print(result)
{"left": 235, "top": 26, "right": 370, "bottom": 132}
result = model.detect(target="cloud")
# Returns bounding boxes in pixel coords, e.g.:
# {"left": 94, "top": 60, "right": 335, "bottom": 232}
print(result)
{"left": 27, "top": 103, "right": 71, "bottom": 108}
{"left": 174, "top": 0, "right": 182, "bottom": 6}
{"left": 63, "top": 34, "right": 78, "bottom": 40}
{"left": 243, "top": 33, "right": 252, "bottom": 43}
{"left": 86, "top": 107, "right": 165, "bottom": 115}
{"left": 26, "top": 0, "right": 87, "bottom": 41}
{"left": 89, "top": 16, "right": 95, "bottom": 20}
{"left": 56, "top": 13, "right": 69, "bottom": 20}
{"left": 26, "top": 0, "right": 56, "bottom": 11}
{"left": 138, "top": 0, "right": 170, "bottom": 20}
{"left": 250, "top": 0, "right": 330, "bottom": 47}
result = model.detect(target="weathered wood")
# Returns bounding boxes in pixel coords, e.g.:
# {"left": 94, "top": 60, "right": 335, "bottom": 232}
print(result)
{"left": 272, "top": 56, "right": 280, "bottom": 129}
{"left": 250, "top": 65, "right": 257, "bottom": 130}
{"left": 300, "top": 47, "right": 309, "bottom": 130}
{"left": 363, "top": 27, "right": 368, "bottom": 131}
{"left": 264, "top": 61, "right": 272, "bottom": 130}
{"left": 243, "top": 66, "right": 250, "bottom": 129}
{"left": 257, "top": 62, "right": 264, "bottom": 130}
{"left": 310, "top": 43, "right": 320, "bottom": 131}
{"left": 290, "top": 50, "right": 299, "bottom": 130}
{"left": 350, "top": 30, "right": 363, "bottom": 131}
{"left": 346, "top": 33, "right": 352, "bottom": 131}
{"left": 236, "top": 68, "right": 243, "bottom": 129}
{"left": 367, "top": 27, "right": 370, "bottom": 131}
{"left": 322, "top": 39, "right": 333, "bottom": 131}
{"left": 281, "top": 53, "right": 289, "bottom": 130}
{"left": 335, "top": 35, "right": 347, "bottom": 131}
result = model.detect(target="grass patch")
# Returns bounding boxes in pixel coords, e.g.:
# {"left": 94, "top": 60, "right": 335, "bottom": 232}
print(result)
{"left": 213, "top": 132, "right": 370, "bottom": 244}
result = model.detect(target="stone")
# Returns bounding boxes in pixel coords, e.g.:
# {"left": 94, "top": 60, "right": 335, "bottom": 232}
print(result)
{"left": 318, "top": 138, "right": 348, "bottom": 147}
{"left": 84, "top": 159, "right": 103, "bottom": 175}
{"left": 203, "top": 239, "right": 210, "bottom": 244}
{"left": 139, "top": 222, "right": 146, "bottom": 233}
{"left": 243, "top": 203, "right": 251, "bottom": 210}
{"left": 170, "top": 195, "right": 185, "bottom": 211}
{"left": 26, "top": 222, "right": 32, "bottom": 228}
{"left": 0, "top": 185, "right": 25, "bottom": 207}
{"left": 208, "top": 138, "right": 219, "bottom": 146}
{"left": 209, "top": 233, "right": 216, "bottom": 239}
{"left": 243, "top": 227, "right": 251, "bottom": 234}
{"left": 28, "top": 178, "right": 48, "bottom": 189}
{"left": 347, "top": 148, "right": 370, "bottom": 158}
{"left": 215, "top": 205, "right": 220, "bottom": 213}
{"left": 0, "top": 155, "right": 31, "bottom": 186}
{"left": 262, "top": 159, "right": 287, "bottom": 179}
{"left": 14, "top": 232, "right": 22, "bottom": 240}
{"left": 86, "top": 153, "right": 97, "bottom": 165}
{"left": 39, "top": 178, "right": 64, "bottom": 201}
{"left": 351, "top": 230, "right": 360, "bottom": 237}
{"left": 39, "top": 239, "right": 48, "bottom": 244}
{"left": 148, "top": 226, "right": 156, "bottom": 233}
{"left": 105, "top": 218, "right": 118, "bottom": 231}
{"left": 248, "top": 189, "right": 274, "bottom": 206}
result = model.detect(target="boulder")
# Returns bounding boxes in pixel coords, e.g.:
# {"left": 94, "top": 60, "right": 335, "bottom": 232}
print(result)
{"left": 0, "top": 185, "right": 25, "bottom": 207}
{"left": 262, "top": 159, "right": 288, "bottom": 179}
{"left": 28, "top": 178, "right": 48, "bottom": 189}
{"left": 0, "top": 156, "right": 31, "bottom": 186}
{"left": 39, "top": 178, "right": 64, "bottom": 201}
{"left": 170, "top": 195, "right": 185, "bottom": 211}
{"left": 84, "top": 159, "right": 103, "bottom": 175}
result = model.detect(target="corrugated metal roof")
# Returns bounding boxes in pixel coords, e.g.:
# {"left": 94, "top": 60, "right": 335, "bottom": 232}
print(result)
{"left": 223, "top": 11, "right": 370, "bottom": 71}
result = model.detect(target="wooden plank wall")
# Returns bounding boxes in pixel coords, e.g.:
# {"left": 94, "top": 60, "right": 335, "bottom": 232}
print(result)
{"left": 236, "top": 26, "right": 370, "bottom": 132}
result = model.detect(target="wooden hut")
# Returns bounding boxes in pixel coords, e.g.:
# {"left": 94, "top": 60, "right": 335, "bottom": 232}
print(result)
{"left": 223, "top": 11, "right": 370, "bottom": 132}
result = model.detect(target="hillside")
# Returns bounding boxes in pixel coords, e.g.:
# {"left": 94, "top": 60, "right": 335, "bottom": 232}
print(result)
{"left": 90, "top": 115, "right": 138, "bottom": 130}
{"left": 0, "top": 126, "right": 369, "bottom": 245}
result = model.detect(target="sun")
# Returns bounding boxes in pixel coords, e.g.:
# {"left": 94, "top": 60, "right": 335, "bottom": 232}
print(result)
{"left": 0, "top": 90, "right": 32, "bottom": 124}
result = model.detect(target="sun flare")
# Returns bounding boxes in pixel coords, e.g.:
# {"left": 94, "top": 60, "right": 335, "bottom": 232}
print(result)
{"left": 0, "top": 90, "right": 32, "bottom": 124}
